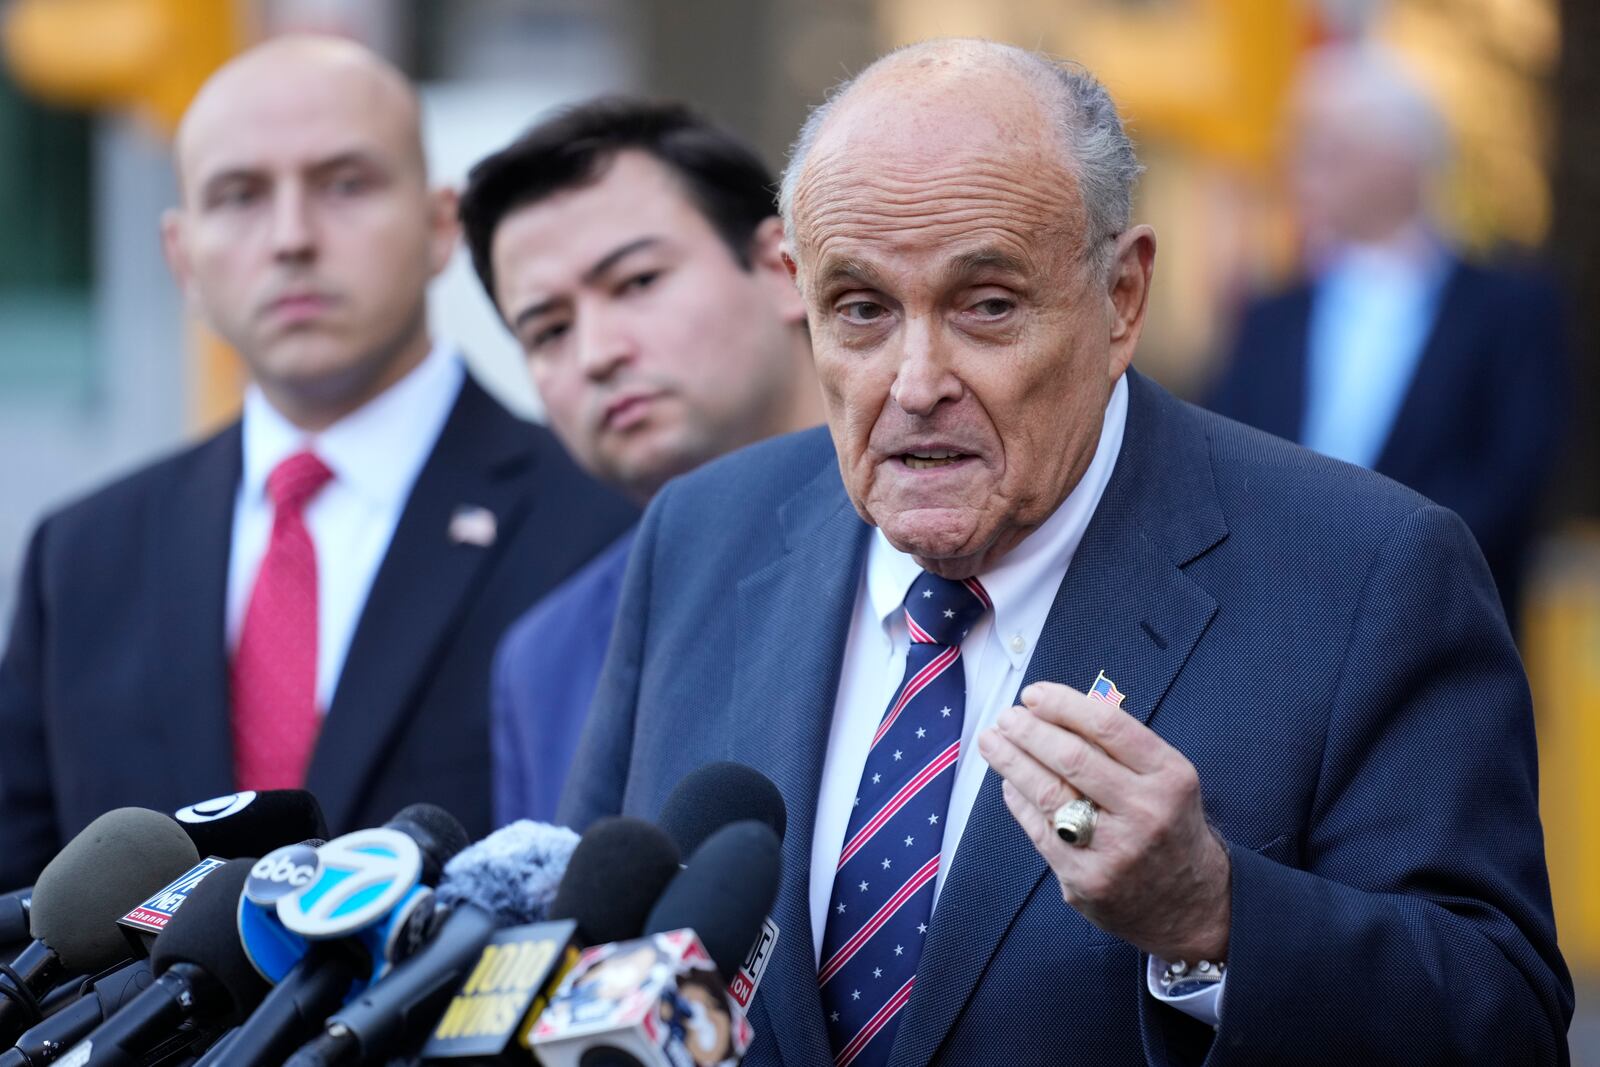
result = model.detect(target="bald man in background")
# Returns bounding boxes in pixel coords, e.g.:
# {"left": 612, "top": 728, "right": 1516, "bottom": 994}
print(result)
{"left": 0, "top": 36, "right": 634, "bottom": 886}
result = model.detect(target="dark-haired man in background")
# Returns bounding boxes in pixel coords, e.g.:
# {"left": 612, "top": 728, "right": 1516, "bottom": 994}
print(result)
{"left": 458, "top": 98, "right": 822, "bottom": 823}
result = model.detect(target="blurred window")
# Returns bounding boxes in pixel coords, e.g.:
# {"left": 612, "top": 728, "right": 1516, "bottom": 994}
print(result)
{"left": 0, "top": 63, "right": 93, "bottom": 394}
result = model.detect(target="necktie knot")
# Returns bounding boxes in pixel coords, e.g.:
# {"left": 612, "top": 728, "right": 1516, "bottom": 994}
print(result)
{"left": 904, "top": 572, "right": 990, "bottom": 647}
{"left": 267, "top": 450, "right": 333, "bottom": 514}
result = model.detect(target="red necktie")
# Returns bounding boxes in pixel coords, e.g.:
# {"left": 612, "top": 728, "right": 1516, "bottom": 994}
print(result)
{"left": 231, "top": 450, "right": 333, "bottom": 790}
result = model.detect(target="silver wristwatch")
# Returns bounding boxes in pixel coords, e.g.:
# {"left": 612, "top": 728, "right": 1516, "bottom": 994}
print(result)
{"left": 1158, "top": 958, "right": 1225, "bottom": 998}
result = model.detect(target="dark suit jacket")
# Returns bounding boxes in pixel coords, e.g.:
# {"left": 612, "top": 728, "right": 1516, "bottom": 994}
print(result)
{"left": 491, "top": 525, "right": 636, "bottom": 825}
{"left": 0, "top": 374, "right": 635, "bottom": 888}
{"left": 1207, "top": 257, "right": 1569, "bottom": 624}
{"left": 561, "top": 371, "right": 1570, "bottom": 1065}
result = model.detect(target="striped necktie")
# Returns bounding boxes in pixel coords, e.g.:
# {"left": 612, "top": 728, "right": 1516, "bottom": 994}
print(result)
{"left": 820, "top": 571, "right": 991, "bottom": 1067}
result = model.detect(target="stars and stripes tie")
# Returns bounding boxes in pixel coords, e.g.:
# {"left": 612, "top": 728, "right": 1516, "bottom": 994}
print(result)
{"left": 230, "top": 450, "right": 332, "bottom": 790}
{"left": 820, "top": 571, "right": 991, "bottom": 1067}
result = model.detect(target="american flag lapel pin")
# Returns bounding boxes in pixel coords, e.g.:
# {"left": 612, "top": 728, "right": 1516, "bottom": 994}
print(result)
{"left": 1087, "top": 670, "right": 1127, "bottom": 708}
{"left": 448, "top": 505, "right": 497, "bottom": 548}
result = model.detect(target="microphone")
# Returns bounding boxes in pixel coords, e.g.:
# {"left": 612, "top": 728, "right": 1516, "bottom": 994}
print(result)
{"left": 531, "top": 821, "right": 782, "bottom": 1067}
{"left": 657, "top": 763, "right": 787, "bottom": 857}
{"left": 171, "top": 790, "right": 329, "bottom": 860}
{"left": 434, "top": 820, "right": 580, "bottom": 928}
{"left": 0, "top": 809, "right": 200, "bottom": 1044}
{"left": 215, "top": 805, "right": 469, "bottom": 1066}
{"left": 0, "top": 961, "right": 153, "bottom": 1067}
{"left": 547, "top": 819, "right": 681, "bottom": 947}
{"left": 657, "top": 764, "right": 787, "bottom": 1010}
{"left": 57, "top": 858, "right": 270, "bottom": 1067}
{"left": 0, "top": 892, "right": 30, "bottom": 954}
{"left": 280, "top": 820, "right": 579, "bottom": 1066}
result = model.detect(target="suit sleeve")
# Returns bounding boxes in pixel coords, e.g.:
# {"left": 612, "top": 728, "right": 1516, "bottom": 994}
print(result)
{"left": 1144, "top": 504, "right": 1572, "bottom": 1065}
{"left": 490, "top": 629, "right": 531, "bottom": 828}
{"left": 555, "top": 488, "right": 664, "bottom": 832}
{"left": 0, "top": 522, "right": 64, "bottom": 889}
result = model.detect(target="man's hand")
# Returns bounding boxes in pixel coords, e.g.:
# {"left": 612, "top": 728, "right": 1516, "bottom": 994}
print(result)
{"left": 976, "top": 681, "right": 1231, "bottom": 963}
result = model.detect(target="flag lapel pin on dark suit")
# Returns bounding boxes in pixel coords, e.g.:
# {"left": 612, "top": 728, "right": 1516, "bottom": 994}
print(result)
{"left": 448, "top": 505, "right": 497, "bottom": 548}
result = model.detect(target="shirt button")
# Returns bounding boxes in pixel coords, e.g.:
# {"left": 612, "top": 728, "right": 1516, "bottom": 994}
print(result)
{"left": 1009, "top": 634, "right": 1027, "bottom": 654}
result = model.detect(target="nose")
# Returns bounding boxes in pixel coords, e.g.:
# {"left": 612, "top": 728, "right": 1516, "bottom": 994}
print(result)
{"left": 574, "top": 307, "right": 636, "bottom": 383}
{"left": 890, "top": 317, "right": 963, "bottom": 416}
{"left": 270, "top": 182, "right": 316, "bottom": 264}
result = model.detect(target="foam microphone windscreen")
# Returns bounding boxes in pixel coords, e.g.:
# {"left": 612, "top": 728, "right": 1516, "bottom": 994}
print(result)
{"left": 644, "top": 820, "right": 782, "bottom": 982}
{"left": 172, "top": 790, "right": 329, "bottom": 859}
{"left": 29, "top": 807, "right": 200, "bottom": 973}
{"left": 657, "top": 762, "right": 788, "bottom": 857}
{"left": 388, "top": 804, "right": 471, "bottom": 884}
{"left": 548, "top": 817, "right": 681, "bottom": 946}
{"left": 435, "top": 820, "right": 581, "bottom": 927}
{"left": 149, "top": 858, "right": 270, "bottom": 1024}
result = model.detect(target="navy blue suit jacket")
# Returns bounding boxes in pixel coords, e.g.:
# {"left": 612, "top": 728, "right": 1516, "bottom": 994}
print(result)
{"left": 492, "top": 525, "right": 636, "bottom": 824}
{"left": 0, "top": 375, "right": 636, "bottom": 888}
{"left": 562, "top": 371, "right": 1570, "bottom": 1065}
{"left": 1208, "top": 257, "right": 1569, "bottom": 624}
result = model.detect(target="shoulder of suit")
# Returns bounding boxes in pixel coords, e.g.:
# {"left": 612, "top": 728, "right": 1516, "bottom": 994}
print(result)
{"left": 30, "top": 423, "right": 241, "bottom": 535}
{"left": 655, "top": 425, "right": 836, "bottom": 511}
{"left": 1185, "top": 396, "right": 1442, "bottom": 546}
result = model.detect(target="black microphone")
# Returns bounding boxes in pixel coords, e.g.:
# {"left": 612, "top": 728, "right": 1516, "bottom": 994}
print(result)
{"left": 531, "top": 821, "right": 782, "bottom": 1067}
{"left": 200, "top": 804, "right": 470, "bottom": 1067}
{"left": 0, "top": 809, "right": 200, "bottom": 1044}
{"left": 644, "top": 821, "right": 783, "bottom": 983}
{"left": 57, "top": 858, "right": 269, "bottom": 1067}
{"left": 657, "top": 763, "right": 788, "bottom": 857}
{"left": 547, "top": 818, "right": 681, "bottom": 947}
{"left": 0, "top": 892, "right": 31, "bottom": 954}
{"left": 0, "top": 960, "right": 153, "bottom": 1067}
{"left": 171, "top": 790, "right": 329, "bottom": 860}
{"left": 280, "top": 819, "right": 584, "bottom": 1066}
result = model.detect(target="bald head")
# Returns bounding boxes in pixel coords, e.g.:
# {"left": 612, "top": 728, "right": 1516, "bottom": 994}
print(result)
{"left": 176, "top": 35, "right": 426, "bottom": 199}
{"left": 160, "top": 33, "right": 458, "bottom": 432}
{"left": 781, "top": 39, "right": 1141, "bottom": 270}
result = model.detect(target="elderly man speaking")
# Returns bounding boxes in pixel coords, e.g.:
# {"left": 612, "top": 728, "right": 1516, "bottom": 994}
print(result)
{"left": 561, "top": 40, "right": 1570, "bottom": 1066}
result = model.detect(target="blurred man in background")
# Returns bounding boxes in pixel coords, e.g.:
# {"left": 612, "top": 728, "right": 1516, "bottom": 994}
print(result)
{"left": 1208, "top": 44, "right": 1568, "bottom": 628}
{"left": 0, "top": 35, "right": 634, "bottom": 886}
{"left": 458, "top": 98, "right": 822, "bottom": 824}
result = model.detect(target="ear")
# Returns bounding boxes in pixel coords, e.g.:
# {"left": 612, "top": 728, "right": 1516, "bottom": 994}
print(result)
{"left": 425, "top": 185, "right": 461, "bottom": 278}
{"left": 160, "top": 208, "right": 199, "bottom": 307}
{"left": 1105, "top": 224, "right": 1156, "bottom": 381}
{"left": 748, "top": 216, "right": 806, "bottom": 326}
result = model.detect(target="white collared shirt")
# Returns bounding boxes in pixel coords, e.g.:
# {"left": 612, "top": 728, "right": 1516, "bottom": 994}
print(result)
{"left": 226, "top": 342, "right": 465, "bottom": 711}
{"left": 807, "top": 374, "right": 1224, "bottom": 1026}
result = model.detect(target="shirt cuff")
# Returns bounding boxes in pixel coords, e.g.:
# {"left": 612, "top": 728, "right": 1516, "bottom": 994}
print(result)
{"left": 1146, "top": 956, "right": 1225, "bottom": 1028}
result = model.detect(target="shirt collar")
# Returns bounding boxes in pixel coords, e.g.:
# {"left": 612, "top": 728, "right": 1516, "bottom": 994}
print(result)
{"left": 865, "top": 372, "right": 1129, "bottom": 667}
{"left": 240, "top": 340, "right": 465, "bottom": 509}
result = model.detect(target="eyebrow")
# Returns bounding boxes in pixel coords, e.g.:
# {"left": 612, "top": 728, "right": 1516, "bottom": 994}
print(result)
{"left": 511, "top": 236, "right": 667, "bottom": 331}
{"left": 814, "top": 257, "right": 888, "bottom": 293}
{"left": 197, "top": 149, "right": 389, "bottom": 200}
{"left": 947, "top": 248, "right": 1029, "bottom": 279}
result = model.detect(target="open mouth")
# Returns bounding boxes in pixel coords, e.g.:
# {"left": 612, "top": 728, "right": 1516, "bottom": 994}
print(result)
{"left": 901, "top": 450, "right": 970, "bottom": 470}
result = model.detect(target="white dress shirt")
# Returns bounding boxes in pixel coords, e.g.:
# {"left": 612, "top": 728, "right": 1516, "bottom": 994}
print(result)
{"left": 807, "top": 374, "right": 1224, "bottom": 1026}
{"left": 226, "top": 342, "right": 464, "bottom": 711}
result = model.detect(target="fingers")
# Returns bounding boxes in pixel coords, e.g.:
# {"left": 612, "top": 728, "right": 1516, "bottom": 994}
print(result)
{"left": 979, "top": 706, "right": 1137, "bottom": 812}
{"left": 1020, "top": 681, "right": 1168, "bottom": 774}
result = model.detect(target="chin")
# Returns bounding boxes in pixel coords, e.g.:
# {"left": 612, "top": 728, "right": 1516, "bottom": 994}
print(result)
{"left": 876, "top": 508, "right": 988, "bottom": 564}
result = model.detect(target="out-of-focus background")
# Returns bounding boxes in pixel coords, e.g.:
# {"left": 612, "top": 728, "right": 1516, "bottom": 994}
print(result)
{"left": 0, "top": 0, "right": 1594, "bottom": 1053}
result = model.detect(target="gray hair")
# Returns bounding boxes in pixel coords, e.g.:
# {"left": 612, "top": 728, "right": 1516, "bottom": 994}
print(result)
{"left": 778, "top": 40, "right": 1145, "bottom": 268}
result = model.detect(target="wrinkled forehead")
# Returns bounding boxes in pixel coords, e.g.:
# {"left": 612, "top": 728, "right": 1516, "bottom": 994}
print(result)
{"left": 788, "top": 75, "right": 1089, "bottom": 275}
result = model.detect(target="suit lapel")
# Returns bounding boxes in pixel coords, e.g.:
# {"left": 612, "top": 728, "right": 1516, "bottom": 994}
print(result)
{"left": 890, "top": 373, "right": 1227, "bottom": 1066}
{"left": 725, "top": 460, "right": 870, "bottom": 1067}
{"left": 306, "top": 378, "right": 538, "bottom": 832}
{"left": 149, "top": 425, "right": 241, "bottom": 806}
{"left": 1373, "top": 258, "right": 1469, "bottom": 478}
